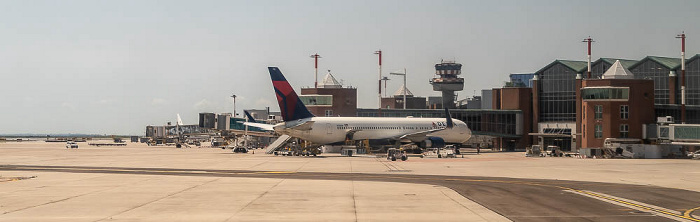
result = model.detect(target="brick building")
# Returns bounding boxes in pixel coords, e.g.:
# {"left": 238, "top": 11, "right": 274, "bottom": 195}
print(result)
{"left": 577, "top": 60, "right": 655, "bottom": 148}
{"left": 380, "top": 84, "right": 427, "bottom": 109}
{"left": 299, "top": 71, "right": 357, "bottom": 117}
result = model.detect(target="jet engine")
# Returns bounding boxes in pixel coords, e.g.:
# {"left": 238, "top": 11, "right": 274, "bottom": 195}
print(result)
{"left": 419, "top": 137, "right": 446, "bottom": 148}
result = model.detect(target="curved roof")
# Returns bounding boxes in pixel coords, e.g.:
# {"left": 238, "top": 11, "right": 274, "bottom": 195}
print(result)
{"left": 629, "top": 56, "right": 681, "bottom": 70}
{"left": 535, "top": 60, "right": 588, "bottom": 74}
{"left": 597, "top": 58, "right": 639, "bottom": 68}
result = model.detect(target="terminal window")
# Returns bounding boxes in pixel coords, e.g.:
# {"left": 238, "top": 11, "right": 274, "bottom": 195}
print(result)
{"left": 595, "top": 105, "right": 603, "bottom": 120}
{"left": 595, "top": 124, "right": 603, "bottom": 138}
{"left": 300, "top": 95, "right": 333, "bottom": 106}
{"left": 620, "top": 105, "right": 629, "bottom": 120}
{"left": 620, "top": 124, "right": 629, "bottom": 138}
{"left": 582, "top": 87, "right": 629, "bottom": 100}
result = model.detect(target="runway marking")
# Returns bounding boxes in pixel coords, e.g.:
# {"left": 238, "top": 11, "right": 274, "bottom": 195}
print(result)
{"left": 258, "top": 171, "right": 296, "bottom": 174}
{"left": 0, "top": 176, "right": 36, "bottom": 183}
{"left": 685, "top": 206, "right": 700, "bottom": 219}
{"left": 4, "top": 164, "right": 700, "bottom": 221}
{"left": 566, "top": 190, "right": 700, "bottom": 222}
{"left": 96, "top": 178, "right": 221, "bottom": 221}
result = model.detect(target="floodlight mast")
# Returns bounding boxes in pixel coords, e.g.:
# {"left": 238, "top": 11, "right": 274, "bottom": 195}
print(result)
{"left": 231, "top": 94, "right": 237, "bottom": 117}
{"left": 374, "top": 50, "right": 382, "bottom": 109}
{"left": 676, "top": 32, "right": 686, "bottom": 123}
{"left": 390, "top": 69, "right": 407, "bottom": 109}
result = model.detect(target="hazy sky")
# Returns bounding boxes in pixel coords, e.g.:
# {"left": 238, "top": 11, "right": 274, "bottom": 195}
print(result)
{"left": 1, "top": 0, "right": 699, "bottom": 135}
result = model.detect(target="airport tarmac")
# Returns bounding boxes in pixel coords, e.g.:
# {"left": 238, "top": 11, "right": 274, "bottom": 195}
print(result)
{"left": 1, "top": 141, "right": 699, "bottom": 221}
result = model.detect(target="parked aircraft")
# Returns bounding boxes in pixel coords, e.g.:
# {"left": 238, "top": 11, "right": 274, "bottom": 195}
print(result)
{"left": 244, "top": 67, "right": 471, "bottom": 149}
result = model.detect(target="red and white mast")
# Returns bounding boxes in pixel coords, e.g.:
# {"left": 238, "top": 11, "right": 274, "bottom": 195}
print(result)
{"left": 310, "top": 53, "right": 322, "bottom": 88}
{"left": 582, "top": 37, "right": 594, "bottom": 79}
{"left": 676, "top": 32, "right": 686, "bottom": 123}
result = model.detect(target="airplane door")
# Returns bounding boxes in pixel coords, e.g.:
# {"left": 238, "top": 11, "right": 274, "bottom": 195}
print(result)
{"left": 326, "top": 123, "right": 332, "bottom": 134}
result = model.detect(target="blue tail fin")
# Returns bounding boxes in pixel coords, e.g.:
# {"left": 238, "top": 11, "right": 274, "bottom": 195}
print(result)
{"left": 243, "top": 110, "right": 256, "bottom": 123}
{"left": 444, "top": 108, "right": 454, "bottom": 128}
{"left": 268, "top": 67, "right": 315, "bottom": 122}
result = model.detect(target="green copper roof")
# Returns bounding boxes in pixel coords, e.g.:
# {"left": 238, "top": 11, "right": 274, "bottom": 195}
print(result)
{"left": 688, "top": 54, "right": 700, "bottom": 62}
{"left": 536, "top": 60, "right": 588, "bottom": 74}
{"left": 557, "top": 60, "right": 588, "bottom": 72}
{"left": 645, "top": 56, "right": 681, "bottom": 69}
{"left": 598, "top": 58, "right": 638, "bottom": 69}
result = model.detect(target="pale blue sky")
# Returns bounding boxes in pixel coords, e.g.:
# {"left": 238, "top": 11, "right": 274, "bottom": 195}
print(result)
{"left": 1, "top": 0, "right": 698, "bottom": 135}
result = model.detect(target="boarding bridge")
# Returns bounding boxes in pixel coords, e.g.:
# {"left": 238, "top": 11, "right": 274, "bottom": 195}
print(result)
{"left": 646, "top": 123, "right": 700, "bottom": 144}
{"left": 265, "top": 135, "right": 292, "bottom": 154}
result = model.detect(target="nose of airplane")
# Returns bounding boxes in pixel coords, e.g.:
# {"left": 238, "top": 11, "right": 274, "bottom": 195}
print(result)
{"left": 458, "top": 122, "right": 472, "bottom": 143}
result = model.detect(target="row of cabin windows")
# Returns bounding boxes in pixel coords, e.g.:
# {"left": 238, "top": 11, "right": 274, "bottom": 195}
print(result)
{"left": 336, "top": 126, "right": 433, "bottom": 130}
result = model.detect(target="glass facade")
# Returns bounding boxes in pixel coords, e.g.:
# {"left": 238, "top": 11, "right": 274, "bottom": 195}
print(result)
{"left": 509, "top": 73, "right": 535, "bottom": 87}
{"left": 630, "top": 60, "right": 674, "bottom": 104}
{"left": 656, "top": 106, "right": 700, "bottom": 124}
{"left": 538, "top": 63, "right": 581, "bottom": 122}
{"left": 581, "top": 87, "right": 629, "bottom": 100}
{"left": 590, "top": 62, "right": 609, "bottom": 79}
{"left": 687, "top": 56, "right": 700, "bottom": 106}
{"left": 356, "top": 109, "right": 521, "bottom": 137}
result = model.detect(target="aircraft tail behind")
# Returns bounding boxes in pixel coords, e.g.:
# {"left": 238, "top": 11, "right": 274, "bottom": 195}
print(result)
{"left": 176, "top": 114, "right": 184, "bottom": 126}
{"left": 243, "top": 110, "right": 256, "bottom": 123}
{"left": 268, "top": 67, "right": 315, "bottom": 122}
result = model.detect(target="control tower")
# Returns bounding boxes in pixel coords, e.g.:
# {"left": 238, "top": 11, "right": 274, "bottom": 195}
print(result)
{"left": 430, "top": 61, "right": 464, "bottom": 109}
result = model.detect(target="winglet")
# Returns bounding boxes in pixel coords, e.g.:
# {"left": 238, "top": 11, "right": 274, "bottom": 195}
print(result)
{"left": 244, "top": 110, "right": 256, "bottom": 123}
{"left": 444, "top": 108, "right": 454, "bottom": 128}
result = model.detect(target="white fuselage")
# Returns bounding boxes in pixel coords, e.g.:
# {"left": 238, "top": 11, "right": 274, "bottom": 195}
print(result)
{"left": 275, "top": 117, "right": 471, "bottom": 145}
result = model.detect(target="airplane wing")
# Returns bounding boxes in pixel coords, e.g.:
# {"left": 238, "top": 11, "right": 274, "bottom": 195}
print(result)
{"left": 397, "top": 128, "right": 447, "bottom": 142}
{"left": 243, "top": 122, "right": 275, "bottom": 131}
{"left": 288, "top": 121, "right": 314, "bottom": 131}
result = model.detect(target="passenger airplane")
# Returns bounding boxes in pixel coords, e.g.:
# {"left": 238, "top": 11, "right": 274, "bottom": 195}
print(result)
{"left": 244, "top": 67, "right": 472, "bottom": 149}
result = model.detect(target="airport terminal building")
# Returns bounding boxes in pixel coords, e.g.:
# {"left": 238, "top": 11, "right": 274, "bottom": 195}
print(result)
{"left": 527, "top": 55, "right": 700, "bottom": 152}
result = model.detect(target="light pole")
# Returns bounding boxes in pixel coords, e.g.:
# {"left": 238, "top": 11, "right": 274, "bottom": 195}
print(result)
{"left": 231, "top": 94, "right": 237, "bottom": 117}
{"left": 390, "top": 68, "right": 407, "bottom": 109}
{"left": 676, "top": 32, "right": 686, "bottom": 123}
{"left": 374, "top": 50, "right": 382, "bottom": 108}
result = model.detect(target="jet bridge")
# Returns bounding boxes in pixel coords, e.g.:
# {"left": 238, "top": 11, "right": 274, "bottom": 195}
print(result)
{"left": 646, "top": 123, "right": 700, "bottom": 144}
